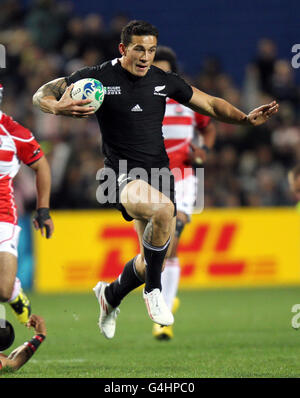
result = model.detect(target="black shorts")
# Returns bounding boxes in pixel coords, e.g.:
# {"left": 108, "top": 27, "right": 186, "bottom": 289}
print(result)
{"left": 97, "top": 166, "right": 177, "bottom": 222}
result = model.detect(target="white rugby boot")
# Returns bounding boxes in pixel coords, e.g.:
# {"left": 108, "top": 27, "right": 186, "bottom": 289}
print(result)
{"left": 143, "top": 288, "right": 174, "bottom": 326}
{"left": 93, "top": 281, "right": 120, "bottom": 339}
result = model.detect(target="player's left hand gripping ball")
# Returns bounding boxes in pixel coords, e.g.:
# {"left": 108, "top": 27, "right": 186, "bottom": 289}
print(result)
{"left": 33, "top": 208, "right": 54, "bottom": 239}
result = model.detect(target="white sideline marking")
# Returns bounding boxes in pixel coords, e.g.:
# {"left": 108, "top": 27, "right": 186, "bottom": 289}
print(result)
{"left": 30, "top": 359, "right": 87, "bottom": 364}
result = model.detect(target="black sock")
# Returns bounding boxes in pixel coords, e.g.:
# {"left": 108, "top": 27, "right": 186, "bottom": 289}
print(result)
{"left": 105, "top": 256, "right": 144, "bottom": 308}
{"left": 143, "top": 237, "right": 170, "bottom": 293}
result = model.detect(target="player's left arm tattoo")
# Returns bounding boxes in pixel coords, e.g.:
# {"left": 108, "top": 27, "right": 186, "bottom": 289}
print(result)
{"left": 32, "top": 77, "right": 67, "bottom": 113}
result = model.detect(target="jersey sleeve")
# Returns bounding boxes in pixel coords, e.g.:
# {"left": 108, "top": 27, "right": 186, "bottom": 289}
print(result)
{"left": 15, "top": 137, "right": 44, "bottom": 166}
{"left": 65, "top": 66, "right": 97, "bottom": 86}
{"left": 3, "top": 114, "right": 44, "bottom": 165}
{"left": 194, "top": 113, "right": 211, "bottom": 130}
{"left": 167, "top": 72, "right": 193, "bottom": 104}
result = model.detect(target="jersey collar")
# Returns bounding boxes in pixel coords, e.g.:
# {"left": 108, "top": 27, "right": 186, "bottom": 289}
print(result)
{"left": 115, "top": 59, "right": 150, "bottom": 82}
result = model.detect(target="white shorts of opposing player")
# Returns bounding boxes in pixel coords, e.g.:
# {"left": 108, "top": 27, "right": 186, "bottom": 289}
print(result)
{"left": 174, "top": 174, "right": 197, "bottom": 217}
{"left": 161, "top": 174, "right": 197, "bottom": 311}
{"left": 0, "top": 222, "right": 21, "bottom": 257}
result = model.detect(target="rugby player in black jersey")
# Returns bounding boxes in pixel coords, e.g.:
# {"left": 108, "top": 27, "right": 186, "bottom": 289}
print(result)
{"left": 33, "top": 20, "right": 279, "bottom": 339}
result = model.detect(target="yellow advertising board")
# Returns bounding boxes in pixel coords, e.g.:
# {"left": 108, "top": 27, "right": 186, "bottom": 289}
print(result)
{"left": 34, "top": 208, "right": 300, "bottom": 292}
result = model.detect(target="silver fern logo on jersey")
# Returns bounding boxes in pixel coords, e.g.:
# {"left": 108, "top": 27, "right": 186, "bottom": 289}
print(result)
{"left": 154, "top": 85, "right": 167, "bottom": 96}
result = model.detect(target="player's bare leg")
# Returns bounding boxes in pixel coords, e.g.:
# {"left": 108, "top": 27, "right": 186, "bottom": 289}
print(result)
{"left": 0, "top": 253, "right": 17, "bottom": 302}
{"left": 0, "top": 252, "right": 31, "bottom": 325}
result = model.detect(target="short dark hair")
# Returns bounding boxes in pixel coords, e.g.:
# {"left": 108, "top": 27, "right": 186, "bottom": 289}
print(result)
{"left": 154, "top": 46, "right": 178, "bottom": 73}
{"left": 121, "top": 20, "right": 159, "bottom": 47}
{"left": 0, "top": 320, "right": 15, "bottom": 351}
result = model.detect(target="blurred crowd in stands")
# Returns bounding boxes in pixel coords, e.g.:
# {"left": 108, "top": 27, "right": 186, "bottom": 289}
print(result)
{"left": 1, "top": 0, "right": 300, "bottom": 214}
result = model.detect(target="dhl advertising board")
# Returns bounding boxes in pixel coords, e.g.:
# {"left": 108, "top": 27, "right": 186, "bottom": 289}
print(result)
{"left": 34, "top": 208, "right": 300, "bottom": 292}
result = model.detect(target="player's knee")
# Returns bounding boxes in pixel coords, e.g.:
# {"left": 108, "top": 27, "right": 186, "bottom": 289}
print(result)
{"left": 0, "top": 286, "right": 12, "bottom": 302}
{"left": 152, "top": 202, "right": 174, "bottom": 231}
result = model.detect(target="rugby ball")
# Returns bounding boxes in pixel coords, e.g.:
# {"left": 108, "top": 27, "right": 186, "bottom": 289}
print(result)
{"left": 71, "top": 78, "right": 105, "bottom": 112}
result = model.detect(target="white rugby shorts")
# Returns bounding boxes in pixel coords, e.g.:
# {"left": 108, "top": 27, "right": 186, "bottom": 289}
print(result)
{"left": 175, "top": 174, "right": 197, "bottom": 218}
{"left": 0, "top": 222, "right": 21, "bottom": 257}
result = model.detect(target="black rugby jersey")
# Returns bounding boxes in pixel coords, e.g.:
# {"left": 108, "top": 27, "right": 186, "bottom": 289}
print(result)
{"left": 65, "top": 59, "right": 193, "bottom": 172}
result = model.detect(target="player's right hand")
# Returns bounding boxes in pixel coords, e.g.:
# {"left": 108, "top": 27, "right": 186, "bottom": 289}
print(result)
{"left": 53, "top": 84, "right": 95, "bottom": 118}
{"left": 27, "top": 315, "right": 47, "bottom": 336}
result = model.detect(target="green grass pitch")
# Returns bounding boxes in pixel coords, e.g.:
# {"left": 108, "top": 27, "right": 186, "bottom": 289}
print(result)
{"left": 1, "top": 286, "right": 300, "bottom": 378}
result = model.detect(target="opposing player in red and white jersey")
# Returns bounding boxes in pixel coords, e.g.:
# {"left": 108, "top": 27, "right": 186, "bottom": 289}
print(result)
{"left": 152, "top": 47, "right": 216, "bottom": 340}
{"left": 0, "top": 83, "right": 54, "bottom": 325}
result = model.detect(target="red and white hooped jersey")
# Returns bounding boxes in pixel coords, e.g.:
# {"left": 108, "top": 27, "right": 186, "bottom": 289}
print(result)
{"left": 0, "top": 111, "right": 44, "bottom": 224}
{"left": 162, "top": 98, "right": 210, "bottom": 181}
